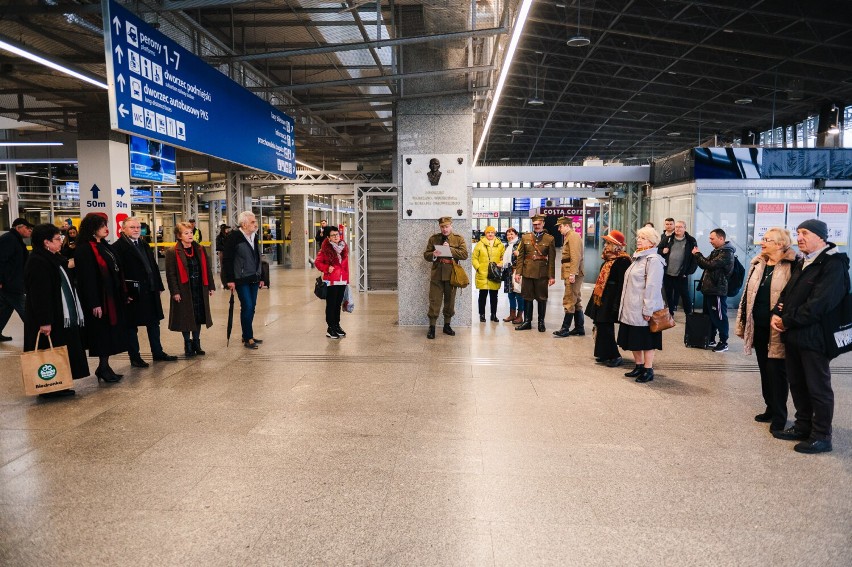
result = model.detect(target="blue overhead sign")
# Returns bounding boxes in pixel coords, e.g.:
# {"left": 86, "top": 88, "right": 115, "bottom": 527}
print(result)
{"left": 102, "top": 0, "right": 296, "bottom": 177}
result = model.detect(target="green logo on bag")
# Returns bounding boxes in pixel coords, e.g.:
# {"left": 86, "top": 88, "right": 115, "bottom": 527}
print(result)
{"left": 37, "top": 363, "right": 58, "bottom": 381}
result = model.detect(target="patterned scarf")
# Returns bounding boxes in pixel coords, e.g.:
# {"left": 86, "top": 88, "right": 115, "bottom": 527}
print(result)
{"left": 592, "top": 248, "right": 630, "bottom": 306}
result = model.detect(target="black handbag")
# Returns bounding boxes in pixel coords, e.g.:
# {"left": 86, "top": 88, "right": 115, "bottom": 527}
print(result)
{"left": 823, "top": 292, "right": 852, "bottom": 360}
{"left": 313, "top": 276, "right": 328, "bottom": 300}
{"left": 485, "top": 245, "right": 503, "bottom": 282}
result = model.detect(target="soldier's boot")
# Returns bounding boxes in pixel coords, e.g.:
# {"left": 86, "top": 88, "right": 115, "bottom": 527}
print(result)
{"left": 568, "top": 310, "right": 586, "bottom": 336}
{"left": 553, "top": 312, "right": 573, "bottom": 338}
{"left": 537, "top": 301, "right": 547, "bottom": 332}
{"left": 503, "top": 309, "right": 516, "bottom": 322}
{"left": 442, "top": 323, "right": 455, "bottom": 336}
{"left": 426, "top": 325, "right": 436, "bottom": 339}
{"left": 515, "top": 303, "right": 533, "bottom": 330}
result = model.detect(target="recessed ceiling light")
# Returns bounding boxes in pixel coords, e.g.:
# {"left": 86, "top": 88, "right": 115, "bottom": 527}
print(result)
{"left": 527, "top": 97, "right": 544, "bottom": 106}
{"left": 667, "top": 132, "right": 681, "bottom": 136}
{"left": 500, "top": 157, "right": 511, "bottom": 161}
{"left": 511, "top": 129, "right": 524, "bottom": 135}
{"left": 734, "top": 97, "right": 753, "bottom": 105}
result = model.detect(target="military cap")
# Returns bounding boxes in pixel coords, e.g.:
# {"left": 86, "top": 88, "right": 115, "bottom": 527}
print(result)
{"left": 556, "top": 216, "right": 571, "bottom": 225}
{"left": 531, "top": 214, "right": 545, "bottom": 222}
{"left": 438, "top": 216, "right": 453, "bottom": 226}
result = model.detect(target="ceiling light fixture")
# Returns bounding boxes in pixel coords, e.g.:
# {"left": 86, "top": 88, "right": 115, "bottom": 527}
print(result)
{"left": 667, "top": 132, "right": 681, "bottom": 137}
{"left": 528, "top": 64, "right": 544, "bottom": 106}
{"left": 0, "top": 159, "right": 77, "bottom": 165}
{"left": 511, "top": 129, "right": 524, "bottom": 135}
{"left": 0, "top": 34, "right": 108, "bottom": 90}
{"left": 0, "top": 142, "right": 64, "bottom": 147}
{"left": 566, "top": 1, "right": 591, "bottom": 47}
{"left": 827, "top": 104, "right": 841, "bottom": 135}
{"left": 473, "top": 0, "right": 535, "bottom": 164}
{"left": 734, "top": 97, "right": 753, "bottom": 105}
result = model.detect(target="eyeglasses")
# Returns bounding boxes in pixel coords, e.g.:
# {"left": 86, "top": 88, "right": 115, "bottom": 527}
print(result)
{"left": 761, "top": 238, "right": 777, "bottom": 244}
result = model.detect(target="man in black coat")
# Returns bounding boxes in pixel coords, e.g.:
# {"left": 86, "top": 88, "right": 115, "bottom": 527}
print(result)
{"left": 770, "top": 219, "right": 850, "bottom": 454}
{"left": 692, "top": 227, "right": 735, "bottom": 352}
{"left": 114, "top": 217, "right": 177, "bottom": 367}
{"left": 0, "top": 218, "right": 34, "bottom": 341}
{"left": 659, "top": 220, "right": 698, "bottom": 316}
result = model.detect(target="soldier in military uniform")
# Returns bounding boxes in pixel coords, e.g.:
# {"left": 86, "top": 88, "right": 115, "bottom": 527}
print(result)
{"left": 514, "top": 214, "right": 556, "bottom": 331}
{"left": 553, "top": 216, "right": 586, "bottom": 337}
{"left": 423, "top": 217, "right": 469, "bottom": 339}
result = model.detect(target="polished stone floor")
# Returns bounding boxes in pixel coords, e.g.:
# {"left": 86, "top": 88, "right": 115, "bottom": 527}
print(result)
{"left": 1, "top": 267, "right": 850, "bottom": 566}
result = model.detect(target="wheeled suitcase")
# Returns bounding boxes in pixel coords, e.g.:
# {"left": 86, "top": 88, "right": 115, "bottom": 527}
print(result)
{"left": 684, "top": 313, "right": 712, "bottom": 348}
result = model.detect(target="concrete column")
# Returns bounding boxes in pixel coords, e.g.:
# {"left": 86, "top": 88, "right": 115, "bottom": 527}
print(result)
{"left": 289, "top": 193, "right": 309, "bottom": 269}
{"left": 397, "top": 94, "right": 473, "bottom": 327}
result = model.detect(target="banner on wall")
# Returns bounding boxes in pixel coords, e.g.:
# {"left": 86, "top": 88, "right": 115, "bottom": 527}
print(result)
{"left": 819, "top": 203, "right": 849, "bottom": 245}
{"left": 786, "top": 202, "right": 818, "bottom": 236}
{"left": 753, "top": 202, "right": 786, "bottom": 244}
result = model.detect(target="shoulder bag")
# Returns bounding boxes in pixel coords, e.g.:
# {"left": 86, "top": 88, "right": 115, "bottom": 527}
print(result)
{"left": 450, "top": 262, "right": 470, "bottom": 288}
{"left": 313, "top": 275, "right": 328, "bottom": 299}
{"left": 645, "top": 256, "right": 675, "bottom": 332}
{"left": 486, "top": 244, "right": 503, "bottom": 283}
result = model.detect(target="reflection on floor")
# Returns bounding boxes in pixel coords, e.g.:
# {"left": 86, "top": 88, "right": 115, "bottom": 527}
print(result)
{"left": 1, "top": 267, "right": 850, "bottom": 565}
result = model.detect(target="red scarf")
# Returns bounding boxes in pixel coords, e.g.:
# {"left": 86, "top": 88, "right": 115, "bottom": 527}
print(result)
{"left": 88, "top": 241, "right": 118, "bottom": 325}
{"left": 175, "top": 243, "right": 209, "bottom": 286}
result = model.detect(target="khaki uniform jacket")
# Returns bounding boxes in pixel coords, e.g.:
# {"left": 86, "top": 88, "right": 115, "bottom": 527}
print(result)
{"left": 515, "top": 232, "right": 556, "bottom": 280}
{"left": 423, "top": 233, "right": 468, "bottom": 282}
{"left": 560, "top": 230, "right": 584, "bottom": 280}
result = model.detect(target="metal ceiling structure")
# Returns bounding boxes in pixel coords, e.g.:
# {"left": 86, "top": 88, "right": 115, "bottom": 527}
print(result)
{"left": 1, "top": 0, "right": 851, "bottom": 174}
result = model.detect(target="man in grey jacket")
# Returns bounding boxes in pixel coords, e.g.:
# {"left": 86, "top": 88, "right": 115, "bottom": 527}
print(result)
{"left": 223, "top": 211, "right": 265, "bottom": 349}
{"left": 692, "top": 228, "right": 735, "bottom": 352}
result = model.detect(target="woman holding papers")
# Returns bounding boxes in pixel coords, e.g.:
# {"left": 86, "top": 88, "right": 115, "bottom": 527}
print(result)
{"left": 315, "top": 226, "right": 350, "bottom": 339}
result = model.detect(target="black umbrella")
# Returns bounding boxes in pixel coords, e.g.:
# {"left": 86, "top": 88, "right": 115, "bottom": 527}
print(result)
{"left": 226, "top": 289, "right": 235, "bottom": 346}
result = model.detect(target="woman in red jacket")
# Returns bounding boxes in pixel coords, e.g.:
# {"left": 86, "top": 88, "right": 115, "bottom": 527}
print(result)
{"left": 314, "top": 227, "right": 350, "bottom": 339}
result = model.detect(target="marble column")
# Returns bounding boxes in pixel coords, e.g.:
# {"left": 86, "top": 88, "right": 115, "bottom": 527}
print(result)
{"left": 397, "top": 94, "right": 473, "bottom": 327}
{"left": 289, "top": 193, "right": 309, "bottom": 269}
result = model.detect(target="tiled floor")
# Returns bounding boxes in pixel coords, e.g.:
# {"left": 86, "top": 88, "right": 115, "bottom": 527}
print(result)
{"left": 1, "top": 267, "right": 850, "bottom": 566}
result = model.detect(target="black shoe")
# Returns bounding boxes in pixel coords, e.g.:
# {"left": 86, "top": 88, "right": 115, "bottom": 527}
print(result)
{"left": 712, "top": 342, "right": 729, "bottom": 352}
{"left": 624, "top": 364, "right": 645, "bottom": 377}
{"left": 538, "top": 321, "right": 546, "bottom": 332}
{"left": 326, "top": 328, "right": 340, "bottom": 339}
{"left": 38, "top": 389, "right": 75, "bottom": 398}
{"left": 794, "top": 438, "right": 832, "bottom": 454}
{"left": 595, "top": 357, "right": 607, "bottom": 363}
{"left": 243, "top": 339, "right": 260, "bottom": 349}
{"left": 0, "top": 334, "right": 12, "bottom": 341}
{"left": 427, "top": 326, "right": 435, "bottom": 339}
{"left": 553, "top": 327, "right": 570, "bottom": 338}
{"left": 772, "top": 426, "right": 810, "bottom": 441}
{"left": 152, "top": 353, "right": 178, "bottom": 362}
{"left": 480, "top": 314, "right": 486, "bottom": 322}
{"left": 249, "top": 338, "right": 263, "bottom": 344}
{"left": 443, "top": 324, "right": 455, "bottom": 336}
{"left": 335, "top": 327, "right": 346, "bottom": 337}
{"left": 635, "top": 368, "right": 654, "bottom": 383}
{"left": 95, "top": 368, "right": 122, "bottom": 383}
{"left": 754, "top": 412, "right": 772, "bottom": 423}
{"left": 193, "top": 341, "right": 205, "bottom": 356}
{"left": 490, "top": 314, "right": 499, "bottom": 322}
{"left": 605, "top": 357, "right": 624, "bottom": 368}
{"left": 515, "top": 321, "right": 532, "bottom": 331}
{"left": 129, "top": 357, "right": 149, "bottom": 368}
{"left": 568, "top": 328, "right": 585, "bottom": 336}
{"left": 184, "top": 339, "right": 196, "bottom": 357}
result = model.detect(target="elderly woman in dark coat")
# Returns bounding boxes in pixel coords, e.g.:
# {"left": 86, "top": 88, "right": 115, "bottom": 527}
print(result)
{"left": 586, "top": 230, "right": 632, "bottom": 368}
{"left": 24, "top": 223, "right": 89, "bottom": 398}
{"left": 74, "top": 213, "right": 128, "bottom": 383}
{"left": 166, "top": 221, "right": 215, "bottom": 356}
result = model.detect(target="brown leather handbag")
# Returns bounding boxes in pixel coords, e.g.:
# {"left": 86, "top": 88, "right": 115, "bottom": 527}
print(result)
{"left": 648, "top": 306, "right": 675, "bottom": 333}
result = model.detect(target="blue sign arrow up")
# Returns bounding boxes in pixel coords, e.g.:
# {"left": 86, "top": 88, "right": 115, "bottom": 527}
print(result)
{"left": 91, "top": 184, "right": 100, "bottom": 199}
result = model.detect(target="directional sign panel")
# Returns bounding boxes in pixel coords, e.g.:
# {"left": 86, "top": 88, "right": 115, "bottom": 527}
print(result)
{"left": 102, "top": 0, "right": 296, "bottom": 177}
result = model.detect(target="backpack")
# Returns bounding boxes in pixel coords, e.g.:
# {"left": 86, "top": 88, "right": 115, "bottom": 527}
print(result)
{"left": 726, "top": 255, "right": 746, "bottom": 297}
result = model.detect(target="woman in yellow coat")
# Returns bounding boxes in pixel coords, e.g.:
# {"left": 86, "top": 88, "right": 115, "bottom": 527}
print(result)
{"left": 471, "top": 225, "right": 506, "bottom": 322}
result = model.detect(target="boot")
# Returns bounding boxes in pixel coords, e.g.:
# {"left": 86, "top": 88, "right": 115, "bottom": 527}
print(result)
{"left": 479, "top": 313, "right": 486, "bottom": 322}
{"left": 184, "top": 338, "right": 196, "bottom": 357}
{"left": 625, "top": 364, "right": 645, "bottom": 377}
{"left": 635, "top": 368, "right": 655, "bottom": 383}
{"left": 537, "top": 301, "right": 547, "bottom": 332}
{"left": 503, "top": 309, "right": 516, "bottom": 322}
{"left": 192, "top": 338, "right": 205, "bottom": 356}
{"left": 515, "top": 303, "right": 534, "bottom": 330}
{"left": 568, "top": 310, "right": 586, "bottom": 336}
{"left": 443, "top": 323, "right": 455, "bottom": 336}
{"left": 553, "top": 312, "right": 574, "bottom": 338}
{"left": 426, "top": 325, "right": 436, "bottom": 339}
{"left": 512, "top": 307, "right": 525, "bottom": 324}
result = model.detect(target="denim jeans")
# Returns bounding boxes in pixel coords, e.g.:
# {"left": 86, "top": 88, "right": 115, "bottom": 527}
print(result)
{"left": 508, "top": 291, "right": 525, "bottom": 311}
{"left": 235, "top": 282, "right": 259, "bottom": 341}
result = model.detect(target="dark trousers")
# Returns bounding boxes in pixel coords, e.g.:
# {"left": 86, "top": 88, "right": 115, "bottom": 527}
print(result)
{"left": 703, "top": 294, "right": 728, "bottom": 342}
{"left": 784, "top": 344, "right": 834, "bottom": 441}
{"left": 752, "top": 324, "right": 788, "bottom": 429}
{"left": 663, "top": 274, "right": 692, "bottom": 315}
{"left": 325, "top": 284, "right": 345, "bottom": 328}
{"left": 428, "top": 280, "right": 457, "bottom": 325}
{"left": 126, "top": 322, "right": 166, "bottom": 358}
{"left": 236, "top": 282, "right": 259, "bottom": 341}
{"left": 0, "top": 289, "right": 25, "bottom": 332}
{"left": 478, "top": 289, "right": 498, "bottom": 316}
{"left": 593, "top": 322, "right": 620, "bottom": 360}
{"left": 521, "top": 277, "right": 549, "bottom": 302}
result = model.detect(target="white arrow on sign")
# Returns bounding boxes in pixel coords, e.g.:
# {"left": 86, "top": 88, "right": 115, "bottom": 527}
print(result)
{"left": 118, "top": 104, "right": 129, "bottom": 118}
{"left": 114, "top": 45, "right": 123, "bottom": 65}
{"left": 112, "top": 16, "right": 121, "bottom": 35}
{"left": 117, "top": 74, "right": 125, "bottom": 92}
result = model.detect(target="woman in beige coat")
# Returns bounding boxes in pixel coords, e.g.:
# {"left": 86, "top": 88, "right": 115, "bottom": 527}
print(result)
{"left": 735, "top": 227, "right": 797, "bottom": 433}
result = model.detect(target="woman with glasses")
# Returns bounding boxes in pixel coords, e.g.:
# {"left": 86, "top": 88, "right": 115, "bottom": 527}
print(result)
{"left": 501, "top": 227, "right": 525, "bottom": 324}
{"left": 736, "top": 227, "right": 797, "bottom": 433}
{"left": 74, "top": 213, "right": 128, "bottom": 382}
{"left": 315, "top": 227, "right": 350, "bottom": 339}
{"left": 617, "top": 225, "right": 665, "bottom": 383}
{"left": 23, "top": 224, "right": 89, "bottom": 397}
